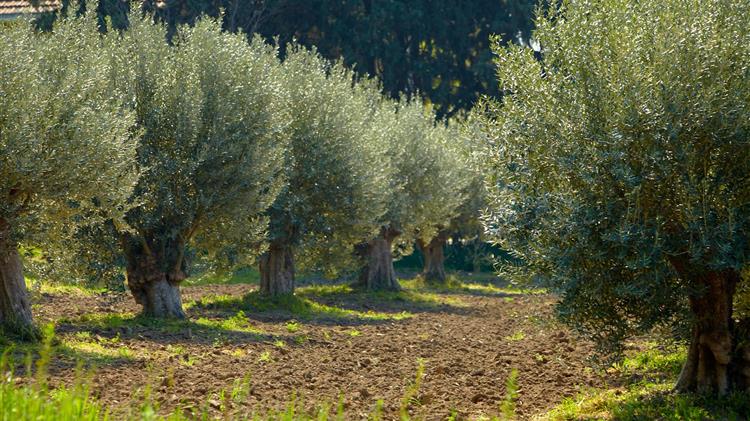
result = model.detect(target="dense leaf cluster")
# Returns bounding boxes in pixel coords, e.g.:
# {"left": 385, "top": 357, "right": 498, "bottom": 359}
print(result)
{"left": 478, "top": 0, "right": 750, "bottom": 354}
{"left": 2, "top": 6, "right": 475, "bottom": 323}
{"left": 114, "top": 15, "right": 289, "bottom": 268}
{"left": 0, "top": 13, "right": 138, "bottom": 251}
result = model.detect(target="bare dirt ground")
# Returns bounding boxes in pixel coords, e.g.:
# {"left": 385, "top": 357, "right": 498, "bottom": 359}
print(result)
{"left": 22, "top": 279, "right": 606, "bottom": 420}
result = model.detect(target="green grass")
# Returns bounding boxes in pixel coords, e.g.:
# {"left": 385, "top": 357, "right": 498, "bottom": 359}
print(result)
{"left": 62, "top": 311, "right": 269, "bottom": 341}
{"left": 258, "top": 350, "right": 272, "bottom": 363}
{"left": 612, "top": 343, "right": 684, "bottom": 380}
{"left": 194, "top": 310, "right": 263, "bottom": 334}
{"left": 298, "top": 281, "right": 466, "bottom": 311}
{"left": 504, "top": 331, "right": 525, "bottom": 342}
{"left": 285, "top": 321, "right": 301, "bottom": 333}
{"left": 403, "top": 276, "right": 546, "bottom": 296}
{"left": 540, "top": 343, "right": 750, "bottom": 421}
{"left": 26, "top": 279, "right": 107, "bottom": 297}
{"left": 499, "top": 368, "right": 519, "bottom": 420}
{"left": 0, "top": 325, "right": 112, "bottom": 421}
{"left": 193, "top": 290, "right": 413, "bottom": 322}
{"left": 0, "top": 366, "right": 110, "bottom": 421}
{"left": 184, "top": 267, "right": 260, "bottom": 286}
{"left": 61, "top": 334, "right": 137, "bottom": 364}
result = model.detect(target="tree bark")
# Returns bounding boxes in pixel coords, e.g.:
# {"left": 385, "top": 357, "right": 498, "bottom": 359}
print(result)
{"left": 123, "top": 235, "right": 187, "bottom": 319}
{"left": 0, "top": 218, "right": 36, "bottom": 337}
{"left": 259, "top": 241, "right": 295, "bottom": 296}
{"left": 670, "top": 256, "right": 749, "bottom": 394}
{"left": 358, "top": 227, "right": 401, "bottom": 291}
{"left": 417, "top": 233, "right": 447, "bottom": 283}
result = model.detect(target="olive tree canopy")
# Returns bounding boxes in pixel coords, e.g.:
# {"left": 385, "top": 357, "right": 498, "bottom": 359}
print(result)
{"left": 0, "top": 13, "right": 138, "bottom": 336}
{"left": 358, "top": 100, "right": 469, "bottom": 290}
{"left": 479, "top": 0, "right": 750, "bottom": 394}
{"left": 111, "top": 15, "right": 289, "bottom": 317}
{"left": 258, "top": 46, "right": 388, "bottom": 296}
{"left": 418, "top": 119, "right": 489, "bottom": 283}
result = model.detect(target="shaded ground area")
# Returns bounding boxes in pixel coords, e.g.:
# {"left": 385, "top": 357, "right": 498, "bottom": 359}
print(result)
{"left": 14, "top": 278, "right": 605, "bottom": 419}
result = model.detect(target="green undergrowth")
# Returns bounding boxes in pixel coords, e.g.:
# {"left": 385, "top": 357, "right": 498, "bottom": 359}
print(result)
{"left": 63, "top": 311, "right": 268, "bottom": 339}
{"left": 192, "top": 290, "right": 413, "bottom": 322}
{"left": 540, "top": 342, "right": 750, "bottom": 421}
{"left": 60, "top": 331, "right": 138, "bottom": 364}
{"left": 184, "top": 267, "right": 261, "bottom": 287}
{"left": 26, "top": 278, "right": 107, "bottom": 297}
{"left": 299, "top": 281, "right": 467, "bottom": 309}
{"left": 403, "top": 276, "right": 546, "bottom": 297}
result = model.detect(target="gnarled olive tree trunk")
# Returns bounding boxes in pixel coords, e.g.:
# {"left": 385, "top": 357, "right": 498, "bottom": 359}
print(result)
{"left": 357, "top": 227, "right": 401, "bottom": 291}
{"left": 123, "top": 235, "right": 187, "bottom": 319}
{"left": 0, "top": 218, "right": 35, "bottom": 337}
{"left": 259, "top": 241, "right": 295, "bottom": 296}
{"left": 670, "top": 257, "right": 750, "bottom": 394}
{"left": 417, "top": 232, "right": 448, "bottom": 283}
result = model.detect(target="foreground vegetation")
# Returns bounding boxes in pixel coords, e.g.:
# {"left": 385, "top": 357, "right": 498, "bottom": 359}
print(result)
{"left": 0, "top": 278, "right": 750, "bottom": 421}
{"left": 542, "top": 343, "right": 750, "bottom": 421}
{"left": 2, "top": 276, "right": 523, "bottom": 420}
{"left": 2, "top": 276, "right": 747, "bottom": 420}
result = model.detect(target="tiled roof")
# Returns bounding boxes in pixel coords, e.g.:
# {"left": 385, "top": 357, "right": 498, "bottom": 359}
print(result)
{"left": 0, "top": 1, "right": 61, "bottom": 19}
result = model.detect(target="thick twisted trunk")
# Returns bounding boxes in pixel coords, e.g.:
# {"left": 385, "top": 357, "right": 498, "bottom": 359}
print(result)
{"left": 259, "top": 242, "right": 295, "bottom": 296}
{"left": 123, "top": 235, "right": 187, "bottom": 319}
{"left": 0, "top": 218, "right": 35, "bottom": 337}
{"left": 358, "top": 227, "right": 400, "bottom": 291}
{"left": 418, "top": 233, "right": 447, "bottom": 283}
{"left": 670, "top": 257, "right": 750, "bottom": 394}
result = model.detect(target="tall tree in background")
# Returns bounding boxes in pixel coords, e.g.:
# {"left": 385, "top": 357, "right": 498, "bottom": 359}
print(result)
{"left": 72, "top": 0, "right": 535, "bottom": 118}
{"left": 479, "top": 0, "right": 750, "bottom": 394}
{"left": 0, "top": 13, "right": 138, "bottom": 336}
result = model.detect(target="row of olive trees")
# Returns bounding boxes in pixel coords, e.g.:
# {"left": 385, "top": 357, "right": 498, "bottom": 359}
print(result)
{"left": 0, "top": 10, "right": 477, "bottom": 335}
{"left": 478, "top": 0, "right": 750, "bottom": 395}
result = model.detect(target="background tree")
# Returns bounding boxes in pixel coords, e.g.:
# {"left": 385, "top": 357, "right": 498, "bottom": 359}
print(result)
{"left": 418, "top": 124, "right": 487, "bottom": 283}
{"left": 74, "top": 0, "right": 536, "bottom": 118}
{"left": 479, "top": 0, "right": 750, "bottom": 394}
{"left": 359, "top": 100, "right": 469, "bottom": 290}
{"left": 111, "top": 15, "right": 288, "bottom": 317}
{"left": 257, "top": 46, "right": 387, "bottom": 296}
{"left": 0, "top": 13, "right": 138, "bottom": 336}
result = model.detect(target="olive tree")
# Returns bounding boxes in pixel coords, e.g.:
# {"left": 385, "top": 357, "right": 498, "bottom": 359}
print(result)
{"left": 0, "top": 14, "right": 138, "bottom": 335}
{"left": 358, "top": 101, "right": 469, "bottom": 290}
{"left": 418, "top": 134, "right": 487, "bottom": 283}
{"left": 257, "top": 47, "right": 388, "bottom": 296}
{"left": 479, "top": 0, "right": 750, "bottom": 394}
{"left": 111, "top": 16, "right": 288, "bottom": 317}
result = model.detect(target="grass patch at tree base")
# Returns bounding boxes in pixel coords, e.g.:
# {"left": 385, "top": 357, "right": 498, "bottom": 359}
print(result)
{"left": 540, "top": 342, "right": 750, "bottom": 421}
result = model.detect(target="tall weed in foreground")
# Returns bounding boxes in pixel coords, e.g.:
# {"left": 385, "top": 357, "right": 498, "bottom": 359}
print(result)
{"left": 400, "top": 359, "right": 426, "bottom": 420}
{"left": 497, "top": 368, "right": 519, "bottom": 420}
{"left": 0, "top": 324, "right": 110, "bottom": 421}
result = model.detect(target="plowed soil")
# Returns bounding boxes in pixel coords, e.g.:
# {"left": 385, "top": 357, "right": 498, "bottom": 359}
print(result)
{"left": 22, "top": 279, "right": 606, "bottom": 420}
